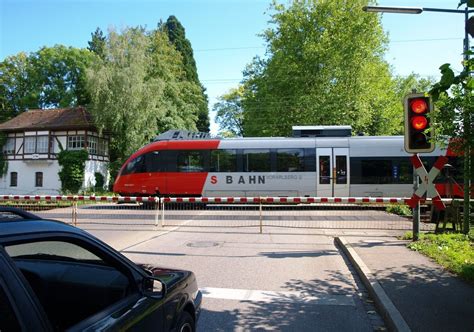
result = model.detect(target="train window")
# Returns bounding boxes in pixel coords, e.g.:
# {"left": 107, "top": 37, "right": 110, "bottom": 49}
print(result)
{"left": 335, "top": 155, "right": 347, "bottom": 184}
{"left": 122, "top": 155, "right": 146, "bottom": 175}
{"left": 304, "top": 149, "right": 316, "bottom": 171}
{"left": 144, "top": 151, "right": 162, "bottom": 172}
{"left": 243, "top": 149, "right": 270, "bottom": 172}
{"left": 319, "top": 156, "right": 330, "bottom": 184}
{"left": 177, "top": 150, "right": 206, "bottom": 172}
{"left": 210, "top": 150, "right": 237, "bottom": 172}
{"left": 350, "top": 157, "right": 412, "bottom": 184}
{"left": 277, "top": 149, "right": 304, "bottom": 172}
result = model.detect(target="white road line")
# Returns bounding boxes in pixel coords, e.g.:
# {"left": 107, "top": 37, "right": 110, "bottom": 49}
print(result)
{"left": 200, "top": 287, "right": 354, "bottom": 306}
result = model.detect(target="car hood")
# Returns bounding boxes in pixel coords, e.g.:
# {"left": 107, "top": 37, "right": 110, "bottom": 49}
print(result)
{"left": 138, "top": 264, "right": 192, "bottom": 289}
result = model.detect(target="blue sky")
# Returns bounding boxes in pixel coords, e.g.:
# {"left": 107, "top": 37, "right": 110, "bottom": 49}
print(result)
{"left": 0, "top": 0, "right": 468, "bottom": 133}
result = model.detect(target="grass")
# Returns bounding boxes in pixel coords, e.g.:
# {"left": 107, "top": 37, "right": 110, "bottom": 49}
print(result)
{"left": 402, "top": 231, "right": 474, "bottom": 284}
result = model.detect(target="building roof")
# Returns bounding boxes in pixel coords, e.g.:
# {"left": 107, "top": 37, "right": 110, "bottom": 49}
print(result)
{"left": 0, "top": 107, "right": 97, "bottom": 132}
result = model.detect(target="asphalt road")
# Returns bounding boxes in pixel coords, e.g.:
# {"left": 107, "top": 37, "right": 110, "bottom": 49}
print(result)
{"left": 36, "top": 204, "right": 408, "bottom": 331}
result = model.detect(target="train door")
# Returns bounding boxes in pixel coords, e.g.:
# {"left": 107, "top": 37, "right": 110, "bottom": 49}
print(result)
{"left": 316, "top": 148, "right": 349, "bottom": 197}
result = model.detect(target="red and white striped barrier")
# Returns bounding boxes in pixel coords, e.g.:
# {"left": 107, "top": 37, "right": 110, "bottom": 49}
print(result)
{"left": 162, "top": 196, "right": 442, "bottom": 204}
{"left": 0, "top": 195, "right": 458, "bottom": 205}
{"left": 0, "top": 195, "right": 158, "bottom": 203}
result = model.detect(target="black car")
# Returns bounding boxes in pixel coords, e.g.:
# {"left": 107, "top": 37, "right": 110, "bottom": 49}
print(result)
{"left": 0, "top": 207, "right": 201, "bottom": 331}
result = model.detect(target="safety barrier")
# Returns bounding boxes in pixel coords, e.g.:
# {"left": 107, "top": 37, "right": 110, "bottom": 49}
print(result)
{"left": 0, "top": 195, "right": 460, "bottom": 233}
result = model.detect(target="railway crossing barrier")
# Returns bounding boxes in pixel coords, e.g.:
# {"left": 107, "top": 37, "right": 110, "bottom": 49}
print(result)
{"left": 1, "top": 194, "right": 469, "bottom": 233}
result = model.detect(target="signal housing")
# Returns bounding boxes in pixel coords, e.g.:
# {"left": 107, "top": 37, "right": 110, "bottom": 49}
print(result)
{"left": 404, "top": 93, "right": 435, "bottom": 153}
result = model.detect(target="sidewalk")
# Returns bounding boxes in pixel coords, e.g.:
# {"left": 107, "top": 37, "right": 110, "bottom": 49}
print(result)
{"left": 336, "top": 236, "right": 474, "bottom": 332}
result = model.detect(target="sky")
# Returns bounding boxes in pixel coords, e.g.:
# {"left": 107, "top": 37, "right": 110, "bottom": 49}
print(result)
{"left": 0, "top": 0, "right": 469, "bottom": 134}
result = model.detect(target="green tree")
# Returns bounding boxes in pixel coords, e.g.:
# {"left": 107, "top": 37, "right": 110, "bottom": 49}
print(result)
{"left": 88, "top": 27, "right": 106, "bottom": 59}
{"left": 148, "top": 29, "right": 200, "bottom": 132}
{"left": 431, "top": 60, "right": 473, "bottom": 234}
{"left": 0, "top": 52, "right": 34, "bottom": 118}
{"left": 162, "top": 15, "right": 210, "bottom": 132}
{"left": 0, "top": 45, "right": 95, "bottom": 118}
{"left": 213, "top": 86, "right": 245, "bottom": 137}
{"left": 241, "top": 0, "right": 399, "bottom": 137}
{"left": 86, "top": 27, "right": 202, "bottom": 168}
{"left": 86, "top": 27, "right": 167, "bottom": 163}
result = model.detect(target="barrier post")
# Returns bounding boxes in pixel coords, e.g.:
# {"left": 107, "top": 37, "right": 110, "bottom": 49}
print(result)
{"left": 72, "top": 200, "right": 78, "bottom": 227}
{"left": 413, "top": 168, "right": 420, "bottom": 241}
{"left": 154, "top": 197, "right": 160, "bottom": 228}
{"left": 259, "top": 197, "right": 263, "bottom": 234}
{"left": 161, "top": 199, "right": 165, "bottom": 227}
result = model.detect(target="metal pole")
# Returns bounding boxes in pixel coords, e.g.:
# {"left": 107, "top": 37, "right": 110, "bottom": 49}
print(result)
{"left": 154, "top": 197, "right": 160, "bottom": 228}
{"left": 413, "top": 165, "right": 420, "bottom": 241}
{"left": 161, "top": 199, "right": 165, "bottom": 227}
{"left": 463, "top": 5, "right": 472, "bottom": 234}
{"left": 72, "top": 201, "right": 78, "bottom": 227}
{"left": 259, "top": 198, "right": 263, "bottom": 234}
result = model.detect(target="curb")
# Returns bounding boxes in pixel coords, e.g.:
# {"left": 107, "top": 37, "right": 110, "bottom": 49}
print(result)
{"left": 335, "top": 237, "right": 411, "bottom": 332}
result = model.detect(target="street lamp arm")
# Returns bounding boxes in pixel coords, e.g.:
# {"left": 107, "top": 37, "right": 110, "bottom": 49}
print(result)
{"left": 422, "top": 7, "right": 469, "bottom": 14}
{"left": 363, "top": 5, "right": 474, "bottom": 15}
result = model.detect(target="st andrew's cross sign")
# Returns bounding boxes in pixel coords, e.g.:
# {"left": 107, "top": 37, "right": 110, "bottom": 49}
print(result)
{"left": 406, "top": 154, "right": 448, "bottom": 211}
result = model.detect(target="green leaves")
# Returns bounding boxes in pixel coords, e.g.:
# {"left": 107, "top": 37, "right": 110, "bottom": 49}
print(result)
{"left": 57, "top": 149, "right": 89, "bottom": 193}
{"left": 236, "top": 0, "right": 400, "bottom": 136}
{"left": 0, "top": 46, "right": 96, "bottom": 117}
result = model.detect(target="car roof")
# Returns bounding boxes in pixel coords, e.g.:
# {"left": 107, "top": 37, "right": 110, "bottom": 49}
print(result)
{"left": 0, "top": 217, "right": 90, "bottom": 241}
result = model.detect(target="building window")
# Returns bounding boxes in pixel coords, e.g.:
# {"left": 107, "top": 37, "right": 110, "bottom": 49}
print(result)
{"left": 68, "top": 136, "right": 85, "bottom": 150}
{"left": 23, "top": 136, "right": 49, "bottom": 154}
{"left": 3, "top": 138, "right": 15, "bottom": 154}
{"left": 24, "top": 137, "right": 36, "bottom": 153}
{"left": 98, "top": 138, "right": 108, "bottom": 156}
{"left": 87, "top": 136, "right": 98, "bottom": 155}
{"left": 35, "top": 172, "right": 43, "bottom": 187}
{"left": 10, "top": 172, "right": 17, "bottom": 187}
{"left": 36, "top": 136, "right": 48, "bottom": 153}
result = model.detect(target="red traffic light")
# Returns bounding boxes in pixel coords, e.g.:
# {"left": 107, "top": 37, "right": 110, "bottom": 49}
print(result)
{"left": 404, "top": 93, "right": 434, "bottom": 153}
{"left": 411, "top": 115, "right": 428, "bottom": 130}
{"left": 410, "top": 99, "right": 428, "bottom": 114}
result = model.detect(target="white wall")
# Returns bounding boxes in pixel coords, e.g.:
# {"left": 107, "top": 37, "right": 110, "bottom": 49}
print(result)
{"left": 0, "top": 160, "right": 62, "bottom": 195}
{"left": 84, "top": 160, "right": 109, "bottom": 190}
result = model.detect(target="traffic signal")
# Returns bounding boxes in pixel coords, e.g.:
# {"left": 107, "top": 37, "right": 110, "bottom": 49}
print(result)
{"left": 404, "top": 93, "right": 434, "bottom": 153}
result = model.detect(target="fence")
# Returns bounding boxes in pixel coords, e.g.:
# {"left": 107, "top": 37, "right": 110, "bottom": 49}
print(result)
{"left": 2, "top": 195, "right": 467, "bottom": 233}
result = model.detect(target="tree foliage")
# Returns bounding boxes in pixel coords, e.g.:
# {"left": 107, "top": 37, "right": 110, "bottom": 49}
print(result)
{"left": 86, "top": 28, "right": 166, "bottom": 162}
{"left": 85, "top": 27, "right": 201, "bottom": 163}
{"left": 162, "top": 16, "right": 210, "bottom": 132}
{"left": 213, "top": 86, "right": 245, "bottom": 137}
{"left": 88, "top": 27, "right": 107, "bottom": 59}
{"left": 0, "top": 45, "right": 95, "bottom": 119}
{"left": 239, "top": 0, "right": 400, "bottom": 137}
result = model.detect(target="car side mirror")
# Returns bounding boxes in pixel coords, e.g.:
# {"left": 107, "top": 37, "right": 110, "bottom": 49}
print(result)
{"left": 142, "top": 277, "right": 167, "bottom": 299}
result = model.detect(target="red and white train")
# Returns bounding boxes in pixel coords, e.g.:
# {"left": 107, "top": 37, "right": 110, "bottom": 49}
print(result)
{"left": 113, "top": 126, "right": 463, "bottom": 198}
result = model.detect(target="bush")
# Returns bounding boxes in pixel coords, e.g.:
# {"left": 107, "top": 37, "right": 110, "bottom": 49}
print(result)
{"left": 386, "top": 204, "right": 413, "bottom": 217}
{"left": 57, "top": 149, "right": 89, "bottom": 194}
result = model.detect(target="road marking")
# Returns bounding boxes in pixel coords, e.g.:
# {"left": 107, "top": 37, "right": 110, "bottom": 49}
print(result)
{"left": 200, "top": 287, "right": 354, "bottom": 306}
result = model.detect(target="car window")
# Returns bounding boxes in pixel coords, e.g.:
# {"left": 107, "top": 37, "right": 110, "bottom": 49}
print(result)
{"left": 0, "top": 281, "right": 21, "bottom": 332}
{"left": 7, "top": 241, "right": 102, "bottom": 263}
{"left": 5, "top": 239, "right": 133, "bottom": 330}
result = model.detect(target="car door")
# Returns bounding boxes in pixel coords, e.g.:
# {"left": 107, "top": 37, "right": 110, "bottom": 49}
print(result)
{"left": 3, "top": 235, "right": 165, "bottom": 331}
{"left": 0, "top": 246, "right": 52, "bottom": 331}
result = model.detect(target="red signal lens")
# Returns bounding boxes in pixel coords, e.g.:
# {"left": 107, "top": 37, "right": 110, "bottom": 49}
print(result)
{"left": 410, "top": 99, "right": 428, "bottom": 114}
{"left": 411, "top": 115, "right": 428, "bottom": 130}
